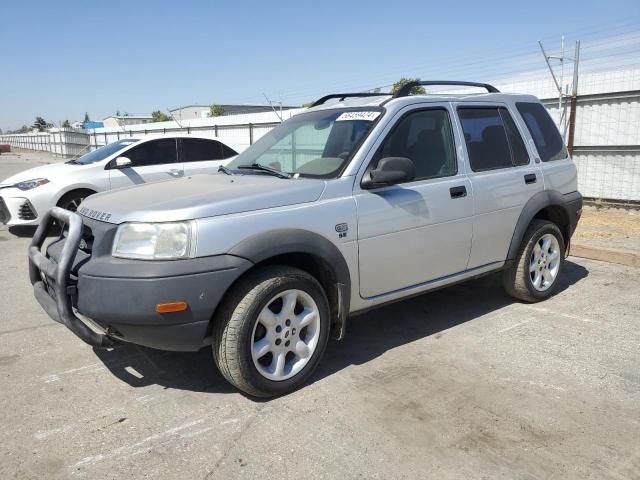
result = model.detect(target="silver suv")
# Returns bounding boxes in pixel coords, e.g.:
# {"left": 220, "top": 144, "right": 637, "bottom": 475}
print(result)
{"left": 29, "top": 81, "right": 582, "bottom": 397}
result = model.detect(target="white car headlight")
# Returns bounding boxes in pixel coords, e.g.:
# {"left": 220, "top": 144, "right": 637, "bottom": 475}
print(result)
{"left": 112, "top": 221, "right": 196, "bottom": 260}
{"left": 14, "top": 178, "right": 50, "bottom": 191}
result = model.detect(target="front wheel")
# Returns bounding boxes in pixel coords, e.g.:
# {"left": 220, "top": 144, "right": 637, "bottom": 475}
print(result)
{"left": 212, "top": 266, "right": 330, "bottom": 397}
{"left": 503, "top": 220, "right": 565, "bottom": 302}
{"left": 57, "top": 189, "right": 94, "bottom": 212}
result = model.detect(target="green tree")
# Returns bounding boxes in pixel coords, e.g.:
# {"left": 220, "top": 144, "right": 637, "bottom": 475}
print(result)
{"left": 371, "top": 87, "right": 382, "bottom": 93}
{"left": 391, "top": 77, "right": 426, "bottom": 95}
{"left": 84, "top": 112, "right": 90, "bottom": 122}
{"left": 33, "top": 117, "right": 52, "bottom": 132}
{"left": 151, "top": 110, "right": 171, "bottom": 122}
{"left": 62, "top": 120, "right": 71, "bottom": 128}
{"left": 302, "top": 102, "right": 313, "bottom": 108}
{"left": 209, "top": 104, "right": 225, "bottom": 117}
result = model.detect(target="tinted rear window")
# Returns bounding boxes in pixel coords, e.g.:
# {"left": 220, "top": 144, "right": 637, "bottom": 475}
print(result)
{"left": 516, "top": 102, "right": 568, "bottom": 162}
{"left": 458, "top": 107, "right": 529, "bottom": 171}
{"left": 501, "top": 109, "right": 529, "bottom": 166}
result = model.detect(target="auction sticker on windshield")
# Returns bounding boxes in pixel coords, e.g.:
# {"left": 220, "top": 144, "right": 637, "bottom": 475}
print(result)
{"left": 336, "top": 111, "right": 381, "bottom": 122}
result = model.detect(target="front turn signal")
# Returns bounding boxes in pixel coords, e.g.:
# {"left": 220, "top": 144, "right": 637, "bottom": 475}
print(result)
{"left": 155, "top": 302, "right": 188, "bottom": 314}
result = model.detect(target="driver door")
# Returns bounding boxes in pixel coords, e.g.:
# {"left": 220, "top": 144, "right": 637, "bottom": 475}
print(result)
{"left": 354, "top": 105, "right": 473, "bottom": 298}
{"left": 108, "top": 138, "right": 183, "bottom": 189}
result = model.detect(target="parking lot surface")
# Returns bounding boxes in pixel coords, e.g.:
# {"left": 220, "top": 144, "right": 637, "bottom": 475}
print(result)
{"left": 1, "top": 153, "right": 639, "bottom": 479}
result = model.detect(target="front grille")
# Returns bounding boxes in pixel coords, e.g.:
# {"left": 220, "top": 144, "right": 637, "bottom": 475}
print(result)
{"left": 18, "top": 200, "right": 37, "bottom": 221}
{"left": 0, "top": 197, "right": 10, "bottom": 224}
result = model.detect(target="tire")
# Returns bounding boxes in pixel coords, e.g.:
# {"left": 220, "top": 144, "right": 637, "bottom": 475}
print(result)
{"left": 212, "top": 265, "right": 330, "bottom": 397}
{"left": 57, "top": 189, "right": 95, "bottom": 212}
{"left": 503, "top": 220, "right": 565, "bottom": 302}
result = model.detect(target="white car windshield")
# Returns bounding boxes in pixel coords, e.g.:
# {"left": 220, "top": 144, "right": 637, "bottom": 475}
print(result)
{"left": 70, "top": 139, "right": 139, "bottom": 165}
{"left": 227, "top": 109, "right": 382, "bottom": 178}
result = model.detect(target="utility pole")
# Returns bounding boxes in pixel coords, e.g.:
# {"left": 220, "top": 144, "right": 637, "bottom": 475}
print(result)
{"left": 567, "top": 41, "right": 581, "bottom": 155}
{"left": 539, "top": 37, "right": 580, "bottom": 143}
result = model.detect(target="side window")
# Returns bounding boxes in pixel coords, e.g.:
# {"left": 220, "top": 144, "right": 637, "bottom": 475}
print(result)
{"left": 516, "top": 102, "right": 568, "bottom": 162}
{"left": 181, "top": 138, "right": 223, "bottom": 162}
{"left": 221, "top": 144, "right": 238, "bottom": 158}
{"left": 373, "top": 108, "right": 457, "bottom": 181}
{"left": 500, "top": 109, "right": 530, "bottom": 166}
{"left": 458, "top": 107, "right": 529, "bottom": 171}
{"left": 125, "top": 139, "right": 177, "bottom": 166}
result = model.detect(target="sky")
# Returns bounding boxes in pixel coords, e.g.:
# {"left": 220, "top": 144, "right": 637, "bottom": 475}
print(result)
{"left": 0, "top": 0, "right": 639, "bottom": 131}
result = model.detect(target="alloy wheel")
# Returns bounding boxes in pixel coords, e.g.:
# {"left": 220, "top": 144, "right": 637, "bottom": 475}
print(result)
{"left": 250, "top": 289, "right": 321, "bottom": 381}
{"left": 529, "top": 233, "right": 561, "bottom": 291}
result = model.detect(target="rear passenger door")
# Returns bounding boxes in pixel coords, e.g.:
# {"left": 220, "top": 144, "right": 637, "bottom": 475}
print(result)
{"left": 456, "top": 105, "right": 543, "bottom": 268}
{"left": 180, "top": 138, "right": 238, "bottom": 176}
{"left": 108, "top": 138, "right": 183, "bottom": 189}
{"left": 355, "top": 105, "right": 473, "bottom": 298}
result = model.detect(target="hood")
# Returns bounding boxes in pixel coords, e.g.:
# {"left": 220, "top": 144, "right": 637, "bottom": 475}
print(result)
{"left": 78, "top": 173, "right": 326, "bottom": 224}
{"left": 0, "top": 162, "right": 86, "bottom": 186}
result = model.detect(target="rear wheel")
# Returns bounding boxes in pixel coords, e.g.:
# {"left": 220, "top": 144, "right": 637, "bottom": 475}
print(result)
{"left": 503, "top": 220, "right": 565, "bottom": 302}
{"left": 212, "top": 266, "right": 330, "bottom": 397}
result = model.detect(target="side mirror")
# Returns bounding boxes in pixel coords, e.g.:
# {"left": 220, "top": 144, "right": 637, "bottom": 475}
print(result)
{"left": 114, "top": 156, "right": 132, "bottom": 169}
{"left": 362, "top": 157, "right": 415, "bottom": 189}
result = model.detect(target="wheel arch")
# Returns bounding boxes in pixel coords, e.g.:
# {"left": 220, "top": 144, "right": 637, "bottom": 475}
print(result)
{"left": 225, "top": 229, "right": 352, "bottom": 340}
{"left": 54, "top": 185, "right": 99, "bottom": 207}
{"left": 507, "top": 190, "right": 575, "bottom": 261}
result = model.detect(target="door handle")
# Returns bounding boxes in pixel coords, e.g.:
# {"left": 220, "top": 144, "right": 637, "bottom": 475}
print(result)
{"left": 167, "top": 169, "right": 183, "bottom": 177}
{"left": 449, "top": 185, "right": 467, "bottom": 199}
{"left": 524, "top": 173, "right": 537, "bottom": 184}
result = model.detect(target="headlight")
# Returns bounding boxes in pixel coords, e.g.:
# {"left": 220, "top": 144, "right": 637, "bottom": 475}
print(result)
{"left": 112, "top": 221, "right": 196, "bottom": 260}
{"left": 14, "top": 178, "right": 50, "bottom": 191}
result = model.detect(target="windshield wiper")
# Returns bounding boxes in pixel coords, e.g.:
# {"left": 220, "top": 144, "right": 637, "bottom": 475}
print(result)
{"left": 237, "top": 163, "right": 292, "bottom": 179}
{"left": 65, "top": 159, "right": 80, "bottom": 165}
{"left": 218, "top": 165, "right": 234, "bottom": 175}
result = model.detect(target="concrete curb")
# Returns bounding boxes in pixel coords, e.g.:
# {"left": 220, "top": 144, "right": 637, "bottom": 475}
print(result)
{"left": 570, "top": 243, "right": 640, "bottom": 268}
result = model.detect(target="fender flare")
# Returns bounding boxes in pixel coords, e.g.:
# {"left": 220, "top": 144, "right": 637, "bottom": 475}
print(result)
{"left": 507, "top": 190, "right": 582, "bottom": 261}
{"left": 228, "top": 229, "right": 351, "bottom": 339}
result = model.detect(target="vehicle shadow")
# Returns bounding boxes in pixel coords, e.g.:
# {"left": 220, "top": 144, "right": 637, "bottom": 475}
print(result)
{"left": 92, "top": 260, "right": 589, "bottom": 397}
{"left": 8, "top": 225, "right": 38, "bottom": 238}
{"left": 8, "top": 225, "right": 62, "bottom": 238}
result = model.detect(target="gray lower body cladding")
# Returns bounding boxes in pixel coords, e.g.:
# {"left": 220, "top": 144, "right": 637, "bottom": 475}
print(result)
{"left": 78, "top": 257, "right": 252, "bottom": 351}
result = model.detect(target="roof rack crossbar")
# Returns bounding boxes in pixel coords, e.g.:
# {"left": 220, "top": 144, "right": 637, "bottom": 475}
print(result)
{"left": 393, "top": 81, "right": 500, "bottom": 98}
{"left": 310, "top": 92, "right": 390, "bottom": 108}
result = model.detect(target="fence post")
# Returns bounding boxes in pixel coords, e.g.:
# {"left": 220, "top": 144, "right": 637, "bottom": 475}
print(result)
{"left": 214, "top": 125, "right": 218, "bottom": 137}
{"left": 249, "top": 123, "right": 253, "bottom": 145}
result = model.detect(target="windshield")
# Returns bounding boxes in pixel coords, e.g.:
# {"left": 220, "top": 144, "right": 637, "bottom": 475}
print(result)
{"left": 227, "top": 108, "right": 382, "bottom": 178}
{"left": 72, "top": 139, "right": 139, "bottom": 165}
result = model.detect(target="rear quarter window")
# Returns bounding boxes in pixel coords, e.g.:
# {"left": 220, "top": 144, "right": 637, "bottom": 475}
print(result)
{"left": 516, "top": 102, "right": 568, "bottom": 162}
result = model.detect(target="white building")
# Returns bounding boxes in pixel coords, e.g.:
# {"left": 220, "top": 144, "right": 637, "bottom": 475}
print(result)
{"left": 169, "top": 104, "right": 298, "bottom": 121}
{"left": 102, "top": 115, "right": 154, "bottom": 128}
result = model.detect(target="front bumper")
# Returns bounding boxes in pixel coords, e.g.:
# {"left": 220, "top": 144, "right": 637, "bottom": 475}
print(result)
{"left": 28, "top": 208, "right": 253, "bottom": 351}
{"left": 0, "top": 194, "right": 39, "bottom": 225}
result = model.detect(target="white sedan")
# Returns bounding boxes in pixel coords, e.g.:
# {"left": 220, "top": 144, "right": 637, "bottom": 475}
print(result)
{"left": 0, "top": 135, "right": 240, "bottom": 226}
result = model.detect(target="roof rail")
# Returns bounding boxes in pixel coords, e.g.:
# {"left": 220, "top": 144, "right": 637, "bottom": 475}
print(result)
{"left": 393, "top": 81, "right": 500, "bottom": 98}
{"left": 310, "top": 92, "right": 390, "bottom": 108}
